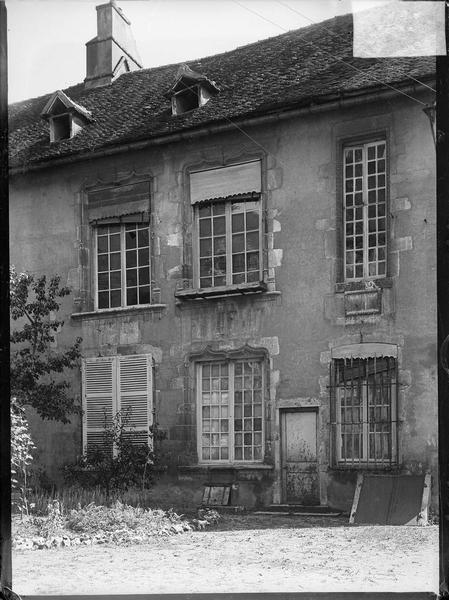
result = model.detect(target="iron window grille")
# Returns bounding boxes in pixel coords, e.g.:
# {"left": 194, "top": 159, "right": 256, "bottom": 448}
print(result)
{"left": 343, "top": 140, "right": 387, "bottom": 281}
{"left": 195, "top": 197, "right": 262, "bottom": 289}
{"left": 197, "top": 359, "right": 264, "bottom": 463}
{"left": 329, "top": 356, "right": 398, "bottom": 467}
{"left": 95, "top": 223, "right": 151, "bottom": 309}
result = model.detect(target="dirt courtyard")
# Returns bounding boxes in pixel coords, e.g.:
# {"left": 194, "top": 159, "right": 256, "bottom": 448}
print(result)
{"left": 13, "top": 514, "right": 438, "bottom": 595}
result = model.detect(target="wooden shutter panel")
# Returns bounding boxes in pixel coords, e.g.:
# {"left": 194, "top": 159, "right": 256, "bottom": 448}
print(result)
{"left": 117, "top": 354, "right": 153, "bottom": 447}
{"left": 82, "top": 357, "right": 116, "bottom": 456}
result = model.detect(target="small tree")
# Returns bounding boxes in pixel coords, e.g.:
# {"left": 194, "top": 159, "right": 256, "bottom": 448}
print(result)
{"left": 10, "top": 266, "right": 82, "bottom": 423}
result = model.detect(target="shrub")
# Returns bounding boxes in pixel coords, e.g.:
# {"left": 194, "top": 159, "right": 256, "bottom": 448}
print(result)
{"left": 64, "top": 412, "right": 166, "bottom": 498}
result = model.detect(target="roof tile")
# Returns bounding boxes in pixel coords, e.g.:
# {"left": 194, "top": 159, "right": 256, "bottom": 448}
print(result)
{"left": 8, "top": 13, "right": 435, "bottom": 169}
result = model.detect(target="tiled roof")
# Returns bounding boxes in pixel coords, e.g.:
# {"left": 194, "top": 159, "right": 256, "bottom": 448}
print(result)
{"left": 8, "top": 13, "right": 435, "bottom": 170}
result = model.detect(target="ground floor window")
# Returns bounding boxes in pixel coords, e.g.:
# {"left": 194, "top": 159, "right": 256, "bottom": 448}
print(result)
{"left": 330, "top": 356, "right": 397, "bottom": 466}
{"left": 197, "top": 359, "right": 264, "bottom": 463}
{"left": 82, "top": 354, "right": 153, "bottom": 455}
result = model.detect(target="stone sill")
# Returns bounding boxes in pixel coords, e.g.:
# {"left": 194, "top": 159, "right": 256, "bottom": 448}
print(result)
{"left": 345, "top": 309, "right": 381, "bottom": 317}
{"left": 178, "top": 464, "right": 274, "bottom": 471}
{"left": 335, "top": 277, "right": 393, "bottom": 294}
{"left": 71, "top": 304, "right": 167, "bottom": 320}
{"left": 175, "top": 281, "right": 268, "bottom": 301}
{"left": 176, "top": 289, "right": 281, "bottom": 305}
{"left": 329, "top": 463, "right": 399, "bottom": 472}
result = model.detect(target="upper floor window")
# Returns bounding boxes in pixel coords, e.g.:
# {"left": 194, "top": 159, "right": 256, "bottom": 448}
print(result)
{"left": 330, "top": 355, "right": 397, "bottom": 466}
{"left": 96, "top": 223, "right": 151, "bottom": 309}
{"left": 343, "top": 141, "right": 387, "bottom": 281}
{"left": 197, "top": 198, "right": 261, "bottom": 288}
{"left": 197, "top": 359, "right": 264, "bottom": 463}
{"left": 189, "top": 160, "right": 263, "bottom": 292}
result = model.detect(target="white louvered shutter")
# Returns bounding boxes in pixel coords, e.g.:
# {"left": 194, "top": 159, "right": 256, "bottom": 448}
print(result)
{"left": 82, "top": 357, "right": 116, "bottom": 456}
{"left": 117, "top": 354, "right": 153, "bottom": 448}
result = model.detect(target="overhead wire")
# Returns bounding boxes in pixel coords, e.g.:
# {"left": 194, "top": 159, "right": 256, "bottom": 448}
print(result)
{"left": 275, "top": 0, "right": 436, "bottom": 94}
{"left": 176, "top": 0, "right": 433, "bottom": 166}
{"left": 232, "top": 0, "right": 430, "bottom": 107}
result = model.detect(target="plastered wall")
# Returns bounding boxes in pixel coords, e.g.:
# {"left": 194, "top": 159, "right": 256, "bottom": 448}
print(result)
{"left": 10, "top": 92, "right": 437, "bottom": 509}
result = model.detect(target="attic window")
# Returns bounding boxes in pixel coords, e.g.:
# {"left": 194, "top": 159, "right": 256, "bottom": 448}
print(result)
{"left": 41, "top": 89, "right": 93, "bottom": 144}
{"left": 173, "top": 85, "right": 201, "bottom": 114}
{"left": 50, "top": 114, "right": 71, "bottom": 142}
{"left": 166, "top": 64, "right": 219, "bottom": 116}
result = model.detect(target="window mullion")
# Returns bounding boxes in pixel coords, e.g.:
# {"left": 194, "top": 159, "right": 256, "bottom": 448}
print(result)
{"left": 363, "top": 375, "right": 368, "bottom": 461}
{"left": 362, "top": 144, "right": 369, "bottom": 279}
{"left": 94, "top": 229, "right": 98, "bottom": 311}
{"left": 226, "top": 202, "right": 232, "bottom": 286}
{"left": 229, "top": 361, "right": 234, "bottom": 463}
{"left": 197, "top": 364, "right": 202, "bottom": 463}
{"left": 194, "top": 206, "right": 200, "bottom": 288}
{"left": 121, "top": 226, "right": 126, "bottom": 307}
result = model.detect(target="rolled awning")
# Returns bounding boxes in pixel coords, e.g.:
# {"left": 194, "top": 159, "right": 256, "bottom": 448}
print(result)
{"left": 190, "top": 160, "right": 261, "bottom": 204}
{"left": 331, "top": 343, "right": 398, "bottom": 360}
{"left": 87, "top": 180, "right": 150, "bottom": 222}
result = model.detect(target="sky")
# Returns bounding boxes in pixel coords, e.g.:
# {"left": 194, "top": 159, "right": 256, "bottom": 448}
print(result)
{"left": 5, "top": 0, "right": 386, "bottom": 104}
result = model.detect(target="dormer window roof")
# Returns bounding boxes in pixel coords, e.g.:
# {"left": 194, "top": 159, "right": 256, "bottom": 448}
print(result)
{"left": 165, "top": 64, "right": 219, "bottom": 116}
{"left": 41, "top": 90, "right": 93, "bottom": 142}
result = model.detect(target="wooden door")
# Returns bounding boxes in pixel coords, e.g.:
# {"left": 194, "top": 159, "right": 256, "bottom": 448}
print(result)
{"left": 281, "top": 409, "right": 319, "bottom": 505}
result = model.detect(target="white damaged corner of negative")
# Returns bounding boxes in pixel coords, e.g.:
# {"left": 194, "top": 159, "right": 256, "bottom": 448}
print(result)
{"left": 352, "top": 1, "right": 446, "bottom": 58}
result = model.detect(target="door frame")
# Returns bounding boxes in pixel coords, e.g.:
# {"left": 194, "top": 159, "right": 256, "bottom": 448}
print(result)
{"left": 280, "top": 406, "right": 319, "bottom": 504}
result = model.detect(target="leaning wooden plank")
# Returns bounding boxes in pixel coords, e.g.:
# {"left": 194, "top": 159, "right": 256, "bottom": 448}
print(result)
{"left": 349, "top": 473, "right": 364, "bottom": 524}
{"left": 418, "top": 472, "right": 432, "bottom": 525}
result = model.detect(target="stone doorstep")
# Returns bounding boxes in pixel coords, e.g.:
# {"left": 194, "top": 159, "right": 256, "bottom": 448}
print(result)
{"left": 201, "top": 505, "right": 246, "bottom": 513}
{"left": 253, "top": 505, "right": 343, "bottom": 516}
{"left": 253, "top": 510, "right": 342, "bottom": 517}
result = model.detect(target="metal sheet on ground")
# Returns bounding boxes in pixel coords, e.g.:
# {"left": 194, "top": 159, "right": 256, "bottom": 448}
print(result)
{"left": 353, "top": 474, "right": 427, "bottom": 525}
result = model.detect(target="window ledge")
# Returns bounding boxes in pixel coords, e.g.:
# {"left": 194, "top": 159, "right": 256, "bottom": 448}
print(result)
{"left": 330, "top": 463, "right": 399, "bottom": 471}
{"left": 178, "top": 463, "right": 274, "bottom": 471}
{"left": 175, "top": 281, "right": 274, "bottom": 301}
{"left": 71, "top": 303, "right": 167, "bottom": 320}
{"left": 335, "top": 277, "right": 393, "bottom": 294}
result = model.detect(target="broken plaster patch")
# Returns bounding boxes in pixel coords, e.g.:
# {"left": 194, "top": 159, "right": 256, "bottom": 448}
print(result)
{"left": 320, "top": 350, "right": 331, "bottom": 365}
{"left": 168, "top": 265, "right": 183, "bottom": 279}
{"left": 318, "top": 375, "right": 329, "bottom": 397}
{"left": 392, "top": 197, "right": 411, "bottom": 212}
{"left": 393, "top": 236, "right": 413, "bottom": 252}
{"left": 166, "top": 232, "right": 182, "bottom": 247}
{"left": 272, "top": 219, "right": 281, "bottom": 233}
{"left": 268, "top": 249, "right": 283, "bottom": 268}
{"left": 119, "top": 321, "right": 140, "bottom": 345}
{"left": 249, "top": 336, "right": 279, "bottom": 356}
{"left": 315, "top": 219, "right": 330, "bottom": 231}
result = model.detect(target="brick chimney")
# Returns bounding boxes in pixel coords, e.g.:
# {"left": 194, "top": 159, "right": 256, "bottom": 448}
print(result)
{"left": 85, "top": 0, "right": 142, "bottom": 89}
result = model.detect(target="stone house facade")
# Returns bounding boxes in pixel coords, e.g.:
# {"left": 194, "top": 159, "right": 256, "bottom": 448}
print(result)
{"left": 9, "top": 1, "right": 437, "bottom": 511}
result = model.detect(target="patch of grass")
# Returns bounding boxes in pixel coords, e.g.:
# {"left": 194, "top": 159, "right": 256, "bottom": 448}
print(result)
{"left": 66, "top": 502, "right": 186, "bottom": 536}
{"left": 13, "top": 500, "right": 220, "bottom": 549}
{"left": 26, "top": 486, "right": 156, "bottom": 516}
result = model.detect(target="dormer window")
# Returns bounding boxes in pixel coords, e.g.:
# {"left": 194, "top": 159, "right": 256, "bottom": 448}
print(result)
{"left": 41, "top": 90, "right": 93, "bottom": 143}
{"left": 165, "top": 64, "right": 219, "bottom": 116}
{"left": 50, "top": 113, "right": 71, "bottom": 142}
{"left": 172, "top": 84, "right": 206, "bottom": 115}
